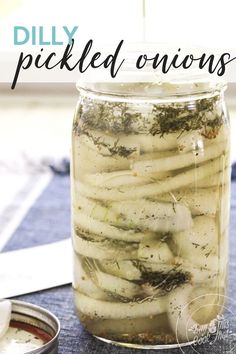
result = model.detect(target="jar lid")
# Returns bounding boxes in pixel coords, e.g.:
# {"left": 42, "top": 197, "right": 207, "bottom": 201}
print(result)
{"left": 0, "top": 300, "right": 60, "bottom": 354}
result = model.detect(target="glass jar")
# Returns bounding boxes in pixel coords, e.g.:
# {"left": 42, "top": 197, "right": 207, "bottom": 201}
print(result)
{"left": 71, "top": 79, "right": 230, "bottom": 349}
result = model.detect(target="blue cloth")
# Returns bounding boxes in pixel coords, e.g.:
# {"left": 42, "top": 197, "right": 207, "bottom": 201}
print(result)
{"left": 4, "top": 176, "right": 236, "bottom": 354}
{"left": 231, "top": 162, "right": 236, "bottom": 181}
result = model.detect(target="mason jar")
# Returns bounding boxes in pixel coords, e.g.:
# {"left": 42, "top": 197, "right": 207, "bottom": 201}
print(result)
{"left": 71, "top": 79, "right": 230, "bottom": 349}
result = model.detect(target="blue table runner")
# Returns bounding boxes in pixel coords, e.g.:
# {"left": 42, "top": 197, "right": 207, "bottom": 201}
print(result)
{"left": 3, "top": 176, "right": 236, "bottom": 354}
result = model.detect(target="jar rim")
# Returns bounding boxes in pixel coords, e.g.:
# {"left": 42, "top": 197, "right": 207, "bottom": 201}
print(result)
{"left": 76, "top": 76, "right": 227, "bottom": 99}
{"left": 76, "top": 41, "right": 227, "bottom": 98}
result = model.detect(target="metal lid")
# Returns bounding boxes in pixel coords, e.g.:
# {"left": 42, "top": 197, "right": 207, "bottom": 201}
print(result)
{"left": 0, "top": 300, "right": 60, "bottom": 354}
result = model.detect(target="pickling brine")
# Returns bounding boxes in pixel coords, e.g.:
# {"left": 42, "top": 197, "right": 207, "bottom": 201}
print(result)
{"left": 71, "top": 81, "right": 230, "bottom": 349}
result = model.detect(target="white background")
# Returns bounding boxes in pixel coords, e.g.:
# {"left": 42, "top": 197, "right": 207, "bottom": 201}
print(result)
{"left": 1, "top": 0, "right": 236, "bottom": 82}
{"left": 0, "top": 0, "right": 236, "bottom": 47}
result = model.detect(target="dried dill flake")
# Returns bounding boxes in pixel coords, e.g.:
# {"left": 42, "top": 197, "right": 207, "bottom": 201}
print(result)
{"left": 139, "top": 270, "right": 191, "bottom": 293}
{"left": 76, "top": 97, "right": 142, "bottom": 134}
{"left": 73, "top": 93, "right": 223, "bottom": 137}
{"left": 151, "top": 95, "right": 223, "bottom": 136}
{"left": 84, "top": 131, "right": 137, "bottom": 157}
